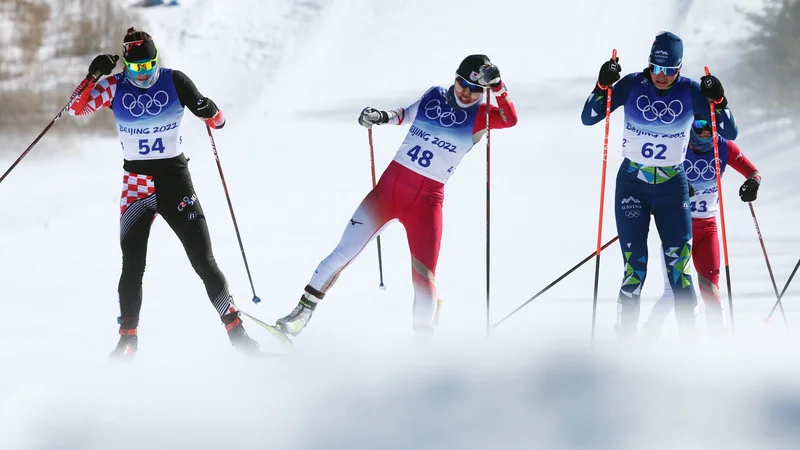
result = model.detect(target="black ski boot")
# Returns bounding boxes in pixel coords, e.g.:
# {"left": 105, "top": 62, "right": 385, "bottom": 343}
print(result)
{"left": 222, "top": 311, "right": 260, "bottom": 355}
{"left": 109, "top": 317, "right": 139, "bottom": 359}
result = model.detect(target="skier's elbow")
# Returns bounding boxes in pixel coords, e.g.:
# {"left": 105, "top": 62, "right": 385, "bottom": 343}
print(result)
{"left": 504, "top": 113, "right": 518, "bottom": 128}
{"left": 581, "top": 113, "right": 596, "bottom": 126}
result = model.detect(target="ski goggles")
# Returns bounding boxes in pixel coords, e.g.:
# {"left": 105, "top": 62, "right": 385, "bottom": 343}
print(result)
{"left": 457, "top": 76, "right": 484, "bottom": 94}
{"left": 649, "top": 64, "right": 680, "bottom": 76}
{"left": 124, "top": 54, "right": 158, "bottom": 73}
{"left": 692, "top": 119, "right": 712, "bottom": 133}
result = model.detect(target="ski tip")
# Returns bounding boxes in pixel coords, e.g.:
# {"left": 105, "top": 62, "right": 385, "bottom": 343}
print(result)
{"left": 252, "top": 296, "right": 262, "bottom": 304}
{"left": 763, "top": 316, "right": 772, "bottom": 324}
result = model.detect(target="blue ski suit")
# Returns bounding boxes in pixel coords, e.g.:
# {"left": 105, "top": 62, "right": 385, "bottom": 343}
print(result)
{"left": 581, "top": 71, "right": 738, "bottom": 337}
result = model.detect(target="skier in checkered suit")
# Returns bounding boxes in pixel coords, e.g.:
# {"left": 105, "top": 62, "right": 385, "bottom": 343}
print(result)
{"left": 69, "top": 27, "right": 259, "bottom": 358}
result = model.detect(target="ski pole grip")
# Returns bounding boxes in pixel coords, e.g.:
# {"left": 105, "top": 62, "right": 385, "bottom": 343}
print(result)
{"left": 87, "top": 56, "right": 119, "bottom": 81}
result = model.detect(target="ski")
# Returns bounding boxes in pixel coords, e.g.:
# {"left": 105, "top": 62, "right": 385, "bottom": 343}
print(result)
{"left": 238, "top": 308, "right": 297, "bottom": 353}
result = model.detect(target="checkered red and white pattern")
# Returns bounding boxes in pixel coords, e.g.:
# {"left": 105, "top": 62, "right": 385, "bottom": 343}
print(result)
{"left": 69, "top": 76, "right": 118, "bottom": 116}
{"left": 120, "top": 171, "right": 155, "bottom": 216}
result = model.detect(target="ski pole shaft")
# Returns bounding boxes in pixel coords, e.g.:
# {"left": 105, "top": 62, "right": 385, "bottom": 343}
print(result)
{"left": 0, "top": 72, "right": 102, "bottom": 185}
{"left": 766, "top": 257, "right": 800, "bottom": 321}
{"left": 485, "top": 86, "right": 492, "bottom": 335}
{"left": 367, "top": 128, "right": 386, "bottom": 290}
{"left": 206, "top": 124, "right": 261, "bottom": 304}
{"left": 494, "top": 236, "right": 619, "bottom": 328}
{"left": 749, "top": 203, "right": 789, "bottom": 333}
{"left": 705, "top": 66, "right": 735, "bottom": 336}
{"left": 591, "top": 49, "right": 616, "bottom": 348}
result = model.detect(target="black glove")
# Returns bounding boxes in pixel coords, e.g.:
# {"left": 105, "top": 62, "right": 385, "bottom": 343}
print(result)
{"left": 739, "top": 177, "right": 760, "bottom": 202}
{"left": 689, "top": 184, "right": 696, "bottom": 197}
{"left": 87, "top": 54, "right": 119, "bottom": 79}
{"left": 700, "top": 75, "right": 727, "bottom": 109}
{"left": 597, "top": 57, "right": 622, "bottom": 88}
{"left": 358, "top": 107, "right": 388, "bottom": 128}
{"left": 194, "top": 97, "right": 219, "bottom": 119}
{"left": 478, "top": 64, "right": 501, "bottom": 88}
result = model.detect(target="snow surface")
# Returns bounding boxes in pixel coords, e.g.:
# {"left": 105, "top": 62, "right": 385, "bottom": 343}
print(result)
{"left": 2, "top": 0, "right": 800, "bottom": 448}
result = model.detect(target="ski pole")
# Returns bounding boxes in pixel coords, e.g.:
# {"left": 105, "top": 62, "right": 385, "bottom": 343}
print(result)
{"left": 591, "top": 49, "right": 616, "bottom": 348}
{"left": 485, "top": 84, "right": 492, "bottom": 335}
{"left": 748, "top": 202, "right": 789, "bottom": 333}
{"left": 367, "top": 128, "right": 386, "bottom": 290}
{"left": 494, "top": 236, "right": 619, "bottom": 328}
{"left": 206, "top": 124, "right": 261, "bottom": 305}
{"left": 0, "top": 69, "right": 106, "bottom": 185}
{"left": 705, "top": 66, "right": 735, "bottom": 336}
{"left": 765, "top": 257, "right": 800, "bottom": 323}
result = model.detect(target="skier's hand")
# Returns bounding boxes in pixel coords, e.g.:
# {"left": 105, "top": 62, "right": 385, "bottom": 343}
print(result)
{"left": 477, "top": 64, "right": 501, "bottom": 88}
{"left": 194, "top": 97, "right": 225, "bottom": 129}
{"left": 739, "top": 177, "right": 760, "bottom": 202}
{"left": 87, "top": 54, "right": 118, "bottom": 80}
{"left": 195, "top": 97, "right": 219, "bottom": 118}
{"left": 204, "top": 110, "right": 225, "bottom": 129}
{"left": 701, "top": 75, "right": 727, "bottom": 109}
{"left": 689, "top": 184, "right": 696, "bottom": 197}
{"left": 597, "top": 57, "right": 621, "bottom": 88}
{"left": 358, "top": 107, "right": 388, "bottom": 128}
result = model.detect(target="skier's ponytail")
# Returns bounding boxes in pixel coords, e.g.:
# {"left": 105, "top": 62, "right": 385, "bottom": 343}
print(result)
{"left": 123, "top": 27, "right": 152, "bottom": 43}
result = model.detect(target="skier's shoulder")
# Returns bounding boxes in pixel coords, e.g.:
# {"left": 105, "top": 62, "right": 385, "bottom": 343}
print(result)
{"left": 673, "top": 74, "right": 695, "bottom": 91}
{"left": 103, "top": 72, "right": 124, "bottom": 88}
{"left": 626, "top": 72, "right": 645, "bottom": 83}
{"left": 610, "top": 72, "right": 638, "bottom": 98}
{"left": 422, "top": 85, "right": 445, "bottom": 99}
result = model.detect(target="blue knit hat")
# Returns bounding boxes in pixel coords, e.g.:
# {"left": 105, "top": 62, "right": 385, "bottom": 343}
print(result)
{"left": 649, "top": 31, "right": 683, "bottom": 67}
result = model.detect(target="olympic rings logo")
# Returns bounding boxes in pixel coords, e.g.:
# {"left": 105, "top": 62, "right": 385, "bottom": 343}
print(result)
{"left": 683, "top": 158, "right": 720, "bottom": 182}
{"left": 625, "top": 210, "right": 641, "bottom": 219}
{"left": 635, "top": 95, "right": 683, "bottom": 124}
{"left": 424, "top": 99, "right": 468, "bottom": 127}
{"left": 121, "top": 90, "right": 169, "bottom": 117}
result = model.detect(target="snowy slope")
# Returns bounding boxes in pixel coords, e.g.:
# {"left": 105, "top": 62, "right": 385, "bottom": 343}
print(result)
{"left": 3, "top": 0, "right": 800, "bottom": 448}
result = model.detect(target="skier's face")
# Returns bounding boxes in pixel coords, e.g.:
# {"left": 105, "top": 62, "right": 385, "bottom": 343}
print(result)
{"left": 651, "top": 70, "right": 678, "bottom": 89}
{"left": 692, "top": 119, "right": 713, "bottom": 139}
{"left": 454, "top": 77, "right": 483, "bottom": 104}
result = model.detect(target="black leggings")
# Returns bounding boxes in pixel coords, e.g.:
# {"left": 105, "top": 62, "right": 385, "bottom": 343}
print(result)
{"left": 118, "top": 168, "right": 232, "bottom": 319}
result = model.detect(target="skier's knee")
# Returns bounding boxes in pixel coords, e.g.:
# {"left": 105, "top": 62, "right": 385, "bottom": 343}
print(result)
{"left": 189, "top": 254, "right": 220, "bottom": 281}
{"left": 119, "top": 256, "right": 147, "bottom": 287}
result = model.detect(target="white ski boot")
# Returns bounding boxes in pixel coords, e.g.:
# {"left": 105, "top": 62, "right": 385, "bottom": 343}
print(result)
{"left": 276, "top": 295, "right": 317, "bottom": 336}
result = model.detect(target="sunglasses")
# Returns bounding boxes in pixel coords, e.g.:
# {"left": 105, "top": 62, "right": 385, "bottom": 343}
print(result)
{"left": 692, "top": 119, "right": 711, "bottom": 133}
{"left": 649, "top": 64, "right": 680, "bottom": 76}
{"left": 124, "top": 56, "right": 158, "bottom": 73}
{"left": 457, "top": 76, "right": 484, "bottom": 94}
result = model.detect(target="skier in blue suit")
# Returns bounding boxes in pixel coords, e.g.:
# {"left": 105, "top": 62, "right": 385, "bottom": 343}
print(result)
{"left": 581, "top": 31, "right": 738, "bottom": 340}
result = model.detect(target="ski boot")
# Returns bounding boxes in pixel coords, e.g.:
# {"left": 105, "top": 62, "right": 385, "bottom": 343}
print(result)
{"left": 222, "top": 311, "right": 260, "bottom": 355}
{"left": 275, "top": 294, "right": 317, "bottom": 336}
{"left": 109, "top": 317, "right": 139, "bottom": 359}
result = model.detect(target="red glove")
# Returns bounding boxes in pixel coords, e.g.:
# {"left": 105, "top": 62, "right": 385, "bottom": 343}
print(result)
{"left": 205, "top": 110, "right": 225, "bottom": 129}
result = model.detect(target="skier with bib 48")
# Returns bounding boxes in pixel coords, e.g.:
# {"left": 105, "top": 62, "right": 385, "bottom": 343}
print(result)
{"left": 68, "top": 28, "right": 259, "bottom": 357}
{"left": 644, "top": 116, "right": 760, "bottom": 338}
{"left": 580, "top": 31, "right": 739, "bottom": 340}
{"left": 275, "top": 54, "right": 518, "bottom": 337}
